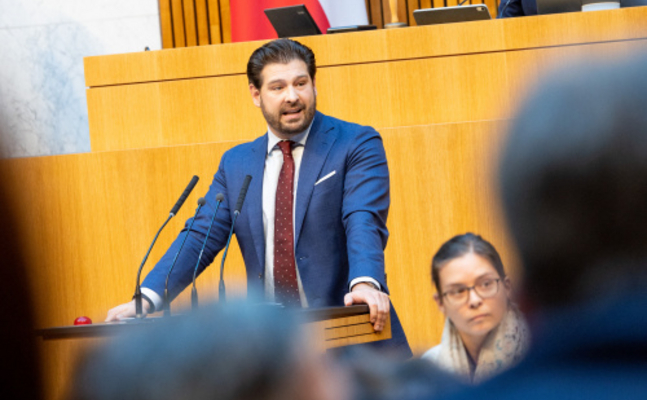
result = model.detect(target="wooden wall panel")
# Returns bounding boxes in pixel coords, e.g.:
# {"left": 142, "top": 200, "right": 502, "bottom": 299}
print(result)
{"left": 183, "top": 0, "right": 198, "bottom": 47}
{"left": 207, "top": 0, "right": 222, "bottom": 44}
{"left": 220, "top": 0, "right": 232, "bottom": 43}
{"left": 159, "top": 0, "right": 175, "bottom": 49}
{"left": 196, "top": 0, "right": 211, "bottom": 46}
{"left": 171, "top": 0, "right": 186, "bottom": 48}
{"left": 86, "top": 51, "right": 510, "bottom": 151}
{"left": 367, "top": 0, "right": 385, "bottom": 28}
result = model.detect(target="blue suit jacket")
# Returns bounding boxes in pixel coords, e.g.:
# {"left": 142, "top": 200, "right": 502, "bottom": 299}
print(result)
{"left": 143, "top": 112, "right": 411, "bottom": 356}
{"left": 497, "top": 0, "right": 537, "bottom": 18}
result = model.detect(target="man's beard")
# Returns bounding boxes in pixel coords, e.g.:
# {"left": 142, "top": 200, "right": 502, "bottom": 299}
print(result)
{"left": 261, "top": 98, "right": 316, "bottom": 137}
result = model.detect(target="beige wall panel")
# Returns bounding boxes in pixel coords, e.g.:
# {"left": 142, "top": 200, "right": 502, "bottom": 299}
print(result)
{"left": 88, "top": 52, "right": 510, "bottom": 152}
{"left": 87, "top": 75, "right": 267, "bottom": 150}
{"left": 501, "top": 7, "right": 647, "bottom": 49}
{"left": 317, "top": 52, "right": 510, "bottom": 129}
{"left": 87, "top": 84, "right": 164, "bottom": 151}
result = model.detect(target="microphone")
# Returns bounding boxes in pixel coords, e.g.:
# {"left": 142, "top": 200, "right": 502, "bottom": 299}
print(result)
{"left": 163, "top": 197, "right": 206, "bottom": 317}
{"left": 191, "top": 193, "right": 225, "bottom": 311}
{"left": 219, "top": 175, "right": 252, "bottom": 303}
{"left": 133, "top": 175, "right": 200, "bottom": 319}
{"left": 170, "top": 175, "right": 199, "bottom": 217}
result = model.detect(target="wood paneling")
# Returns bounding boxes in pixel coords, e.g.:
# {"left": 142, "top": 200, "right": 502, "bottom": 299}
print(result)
{"left": 159, "top": 0, "right": 175, "bottom": 48}
{"left": 183, "top": 0, "right": 198, "bottom": 47}
{"left": 170, "top": 0, "right": 186, "bottom": 48}
{"left": 87, "top": 51, "right": 510, "bottom": 151}
{"left": 195, "top": 0, "right": 211, "bottom": 46}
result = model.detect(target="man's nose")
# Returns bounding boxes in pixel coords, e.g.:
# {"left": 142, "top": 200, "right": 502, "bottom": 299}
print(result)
{"left": 285, "top": 85, "right": 298, "bottom": 103}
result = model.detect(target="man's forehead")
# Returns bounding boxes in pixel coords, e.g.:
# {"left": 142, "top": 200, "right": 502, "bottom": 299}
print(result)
{"left": 261, "top": 60, "right": 310, "bottom": 83}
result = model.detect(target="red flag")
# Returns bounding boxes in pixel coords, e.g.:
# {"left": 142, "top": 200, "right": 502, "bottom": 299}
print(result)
{"left": 230, "top": 0, "right": 331, "bottom": 43}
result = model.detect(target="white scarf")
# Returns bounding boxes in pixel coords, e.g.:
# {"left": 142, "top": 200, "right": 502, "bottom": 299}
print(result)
{"left": 422, "top": 306, "right": 530, "bottom": 384}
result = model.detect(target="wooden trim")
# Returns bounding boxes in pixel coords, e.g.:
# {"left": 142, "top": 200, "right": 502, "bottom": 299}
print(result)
{"left": 183, "top": 0, "right": 198, "bottom": 47}
{"left": 195, "top": 0, "right": 211, "bottom": 46}
{"left": 159, "top": 0, "right": 175, "bottom": 49}
{"left": 207, "top": 0, "right": 222, "bottom": 44}
{"left": 171, "top": 0, "right": 186, "bottom": 47}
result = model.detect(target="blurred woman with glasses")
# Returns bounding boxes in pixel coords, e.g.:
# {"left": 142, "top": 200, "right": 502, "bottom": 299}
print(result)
{"left": 422, "top": 233, "right": 530, "bottom": 384}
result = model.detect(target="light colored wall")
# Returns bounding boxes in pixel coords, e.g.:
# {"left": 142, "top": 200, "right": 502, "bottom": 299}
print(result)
{"left": 0, "top": 0, "right": 161, "bottom": 158}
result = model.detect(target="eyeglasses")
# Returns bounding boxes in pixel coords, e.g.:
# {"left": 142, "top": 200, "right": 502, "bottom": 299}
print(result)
{"left": 441, "top": 278, "right": 501, "bottom": 306}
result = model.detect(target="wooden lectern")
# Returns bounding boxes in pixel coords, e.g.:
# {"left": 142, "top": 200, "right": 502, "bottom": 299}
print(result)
{"left": 37, "top": 305, "right": 390, "bottom": 353}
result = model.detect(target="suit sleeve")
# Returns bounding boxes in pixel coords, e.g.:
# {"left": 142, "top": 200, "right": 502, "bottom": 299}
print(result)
{"left": 341, "top": 127, "right": 390, "bottom": 293}
{"left": 141, "top": 152, "right": 233, "bottom": 301}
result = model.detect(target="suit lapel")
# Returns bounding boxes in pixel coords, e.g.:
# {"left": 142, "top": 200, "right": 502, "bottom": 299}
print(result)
{"left": 245, "top": 134, "right": 268, "bottom": 272}
{"left": 295, "top": 113, "right": 337, "bottom": 246}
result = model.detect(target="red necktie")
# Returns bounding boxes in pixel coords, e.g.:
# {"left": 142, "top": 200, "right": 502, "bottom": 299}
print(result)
{"left": 274, "top": 141, "right": 301, "bottom": 307}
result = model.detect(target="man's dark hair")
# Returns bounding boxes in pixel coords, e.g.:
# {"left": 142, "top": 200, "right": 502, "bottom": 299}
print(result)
{"left": 247, "top": 38, "right": 316, "bottom": 89}
{"left": 499, "top": 55, "right": 647, "bottom": 310}
{"left": 431, "top": 233, "right": 506, "bottom": 297}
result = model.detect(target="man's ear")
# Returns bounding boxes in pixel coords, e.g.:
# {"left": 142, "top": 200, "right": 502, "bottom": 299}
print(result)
{"left": 249, "top": 84, "right": 261, "bottom": 108}
{"left": 433, "top": 292, "right": 445, "bottom": 315}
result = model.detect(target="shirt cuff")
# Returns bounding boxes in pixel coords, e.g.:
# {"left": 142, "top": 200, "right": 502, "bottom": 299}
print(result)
{"left": 141, "top": 287, "right": 163, "bottom": 312}
{"left": 349, "top": 277, "right": 381, "bottom": 292}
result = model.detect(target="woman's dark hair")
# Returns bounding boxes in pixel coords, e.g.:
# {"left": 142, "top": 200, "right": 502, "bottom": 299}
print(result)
{"left": 246, "top": 38, "right": 316, "bottom": 89}
{"left": 431, "top": 233, "right": 506, "bottom": 297}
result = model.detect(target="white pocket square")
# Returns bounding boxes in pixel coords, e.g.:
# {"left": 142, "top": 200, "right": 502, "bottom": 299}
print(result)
{"left": 315, "top": 171, "right": 336, "bottom": 186}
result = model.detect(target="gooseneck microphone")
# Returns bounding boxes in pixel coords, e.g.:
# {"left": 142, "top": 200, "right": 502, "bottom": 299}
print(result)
{"left": 163, "top": 197, "right": 206, "bottom": 317}
{"left": 219, "top": 175, "right": 252, "bottom": 303}
{"left": 191, "top": 192, "right": 225, "bottom": 311}
{"left": 134, "top": 175, "right": 200, "bottom": 319}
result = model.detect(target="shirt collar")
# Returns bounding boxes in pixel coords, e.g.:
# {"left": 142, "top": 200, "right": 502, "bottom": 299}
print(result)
{"left": 266, "top": 119, "right": 314, "bottom": 155}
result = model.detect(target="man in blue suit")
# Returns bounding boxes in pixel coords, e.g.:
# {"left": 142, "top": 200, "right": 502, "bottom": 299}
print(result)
{"left": 107, "top": 39, "right": 411, "bottom": 357}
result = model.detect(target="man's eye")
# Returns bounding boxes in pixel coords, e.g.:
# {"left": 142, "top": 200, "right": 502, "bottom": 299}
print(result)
{"left": 480, "top": 280, "right": 493, "bottom": 288}
{"left": 452, "top": 288, "right": 467, "bottom": 296}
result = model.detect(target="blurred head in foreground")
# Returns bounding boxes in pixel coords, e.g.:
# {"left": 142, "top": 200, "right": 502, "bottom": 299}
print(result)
{"left": 455, "top": 55, "right": 647, "bottom": 400}
{"left": 70, "top": 304, "right": 347, "bottom": 400}
{"left": 423, "top": 233, "right": 529, "bottom": 384}
{"left": 500, "top": 55, "right": 647, "bottom": 312}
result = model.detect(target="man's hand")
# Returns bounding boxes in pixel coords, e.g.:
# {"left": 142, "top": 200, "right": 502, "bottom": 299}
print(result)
{"left": 105, "top": 299, "right": 150, "bottom": 322}
{"left": 344, "top": 283, "right": 390, "bottom": 332}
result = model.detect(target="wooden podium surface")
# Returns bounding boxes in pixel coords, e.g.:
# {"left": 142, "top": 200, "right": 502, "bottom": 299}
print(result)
{"left": 37, "top": 305, "right": 390, "bottom": 351}
{"left": 2, "top": 8, "right": 646, "bottom": 400}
